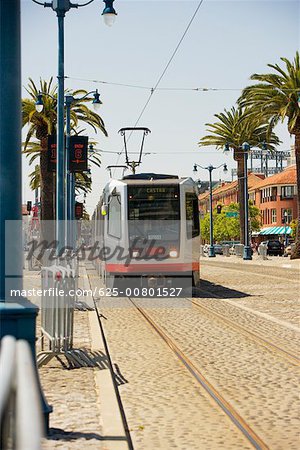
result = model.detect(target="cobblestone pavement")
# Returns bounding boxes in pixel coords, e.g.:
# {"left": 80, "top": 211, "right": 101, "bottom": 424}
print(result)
{"left": 200, "top": 258, "right": 300, "bottom": 326}
{"left": 90, "top": 258, "right": 299, "bottom": 450}
{"left": 22, "top": 257, "right": 299, "bottom": 450}
{"left": 23, "top": 269, "right": 106, "bottom": 450}
{"left": 132, "top": 296, "right": 299, "bottom": 450}
{"left": 87, "top": 268, "right": 252, "bottom": 450}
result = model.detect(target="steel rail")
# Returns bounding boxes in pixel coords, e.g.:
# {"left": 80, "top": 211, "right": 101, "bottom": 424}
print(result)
{"left": 128, "top": 297, "right": 269, "bottom": 450}
{"left": 189, "top": 298, "right": 300, "bottom": 367}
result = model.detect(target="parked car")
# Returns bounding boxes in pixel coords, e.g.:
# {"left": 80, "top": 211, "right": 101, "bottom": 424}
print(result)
{"left": 259, "top": 240, "right": 284, "bottom": 256}
{"left": 213, "top": 244, "right": 223, "bottom": 255}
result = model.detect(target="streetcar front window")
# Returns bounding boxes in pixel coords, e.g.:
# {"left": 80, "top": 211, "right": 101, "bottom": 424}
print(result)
{"left": 127, "top": 185, "right": 180, "bottom": 242}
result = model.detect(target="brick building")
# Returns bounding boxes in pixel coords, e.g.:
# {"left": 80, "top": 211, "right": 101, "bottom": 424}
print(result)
{"left": 198, "top": 164, "right": 298, "bottom": 238}
{"left": 248, "top": 164, "right": 297, "bottom": 229}
{"left": 198, "top": 173, "right": 264, "bottom": 215}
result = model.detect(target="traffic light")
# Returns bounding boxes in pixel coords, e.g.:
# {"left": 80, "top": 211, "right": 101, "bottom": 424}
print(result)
{"left": 75, "top": 202, "right": 84, "bottom": 220}
{"left": 26, "top": 201, "right": 32, "bottom": 212}
{"left": 217, "top": 204, "right": 222, "bottom": 214}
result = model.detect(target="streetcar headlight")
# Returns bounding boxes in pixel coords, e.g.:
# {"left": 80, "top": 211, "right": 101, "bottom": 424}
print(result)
{"left": 132, "top": 250, "right": 140, "bottom": 258}
{"left": 169, "top": 250, "right": 178, "bottom": 258}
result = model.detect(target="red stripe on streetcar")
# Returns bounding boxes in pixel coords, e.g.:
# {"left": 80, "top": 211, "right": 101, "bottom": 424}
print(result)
{"left": 105, "top": 262, "right": 200, "bottom": 274}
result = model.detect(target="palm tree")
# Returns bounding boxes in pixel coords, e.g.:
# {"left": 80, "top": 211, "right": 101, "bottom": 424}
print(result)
{"left": 238, "top": 52, "right": 300, "bottom": 258}
{"left": 199, "top": 106, "right": 280, "bottom": 243}
{"left": 28, "top": 165, "right": 93, "bottom": 197}
{"left": 22, "top": 78, "right": 107, "bottom": 238}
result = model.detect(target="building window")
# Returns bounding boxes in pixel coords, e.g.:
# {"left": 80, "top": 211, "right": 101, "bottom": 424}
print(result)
{"left": 281, "top": 208, "right": 292, "bottom": 224}
{"left": 271, "top": 209, "right": 277, "bottom": 223}
{"left": 271, "top": 187, "right": 277, "bottom": 201}
{"left": 281, "top": 186, "right": 294, "bottom": 198}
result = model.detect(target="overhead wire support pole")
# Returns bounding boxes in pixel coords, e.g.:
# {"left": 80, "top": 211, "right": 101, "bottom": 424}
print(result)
{"left": 193, "top": 162, "right": 228, "bottom": 258}
{"left": 242, "top": 142, "right": 252, "bottom": 260}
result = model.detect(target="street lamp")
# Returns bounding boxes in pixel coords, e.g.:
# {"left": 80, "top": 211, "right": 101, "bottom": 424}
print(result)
{"left": 32, "top": 0, "right": 117, "bottom": 251}
{"left": 193, "top": 162, "right": 228, "bottom": 257}
{"left": 242, "top": 142, "right": 252, "bottom": 260}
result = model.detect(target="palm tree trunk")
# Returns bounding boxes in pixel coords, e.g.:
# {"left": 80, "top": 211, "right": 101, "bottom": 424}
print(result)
{"left": 40, "top": 138, "right": 55, "bottom": 243}
{"left": 291, "top": 131, "right": 300, "bottom": 259}
{"left": 234, "top": 149, "right": 245, "bottom": 244}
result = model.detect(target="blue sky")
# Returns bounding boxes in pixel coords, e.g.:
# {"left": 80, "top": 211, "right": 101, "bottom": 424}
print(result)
{"left": 21, "top": 0, "right": 300, "bottom": 214}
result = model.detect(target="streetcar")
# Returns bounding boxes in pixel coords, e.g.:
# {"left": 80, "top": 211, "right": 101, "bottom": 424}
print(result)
{"left": 91, "top": 173, "right": 200, "bottom": 292}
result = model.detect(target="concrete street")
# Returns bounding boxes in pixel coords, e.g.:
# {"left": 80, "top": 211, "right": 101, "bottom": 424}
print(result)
{"left": 23, "top": 255, "right": 300, "bottom": 449}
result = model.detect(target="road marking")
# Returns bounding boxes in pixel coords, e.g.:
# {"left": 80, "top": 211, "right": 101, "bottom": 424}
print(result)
{"left": 219, "top": 298, "right": 300, "bottom": 333}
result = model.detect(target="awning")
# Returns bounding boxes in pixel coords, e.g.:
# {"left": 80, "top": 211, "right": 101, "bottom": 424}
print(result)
{"left": 259, "top": 226, "right": 291, "bottom": 235}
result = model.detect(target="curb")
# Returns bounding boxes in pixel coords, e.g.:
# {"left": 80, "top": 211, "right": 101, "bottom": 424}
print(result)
{"left": 87, "top": 281, "right": 128, "bottom": 450}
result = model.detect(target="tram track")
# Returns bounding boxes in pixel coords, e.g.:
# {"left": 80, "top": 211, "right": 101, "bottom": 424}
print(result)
{"left": 128, "top": 296, "right": 270, "bottom": 450}
{"left": 188, "top": 296, "right": 300, "bottom": 367}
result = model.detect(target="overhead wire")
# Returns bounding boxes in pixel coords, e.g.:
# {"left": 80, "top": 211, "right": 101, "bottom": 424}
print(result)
{"left": 112, "top": 0, "right": 205, "bottom": 171}
{"left": 65, "top": 76, "right": 300, "bottom": 93}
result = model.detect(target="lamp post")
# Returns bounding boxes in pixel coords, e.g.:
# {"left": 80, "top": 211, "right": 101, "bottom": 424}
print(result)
{"left": 283, "top": 210, "right": 288, "bottom": 247}
{"left": 242, "top": 142, "right": 252, "bottom": 260}
{"left": 32, "top": 0, "right": 117, "bottom": 251}
{"left": 261, "top": 141, "right": 268, "bottom": 177}
{"left": 193, "top": 163, "right": 228, "bottom": 257}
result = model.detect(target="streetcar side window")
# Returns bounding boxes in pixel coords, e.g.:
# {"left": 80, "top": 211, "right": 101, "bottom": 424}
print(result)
{"left": 108, "top": 194, "right": 121, "bottom": 239}
{"left": 185, "top": 193, "right": 200, "bottom": 239}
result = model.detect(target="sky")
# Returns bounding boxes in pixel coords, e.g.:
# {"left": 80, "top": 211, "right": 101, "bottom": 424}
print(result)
{"left": 21, "top": 0, "right": 300, "bottom": 215}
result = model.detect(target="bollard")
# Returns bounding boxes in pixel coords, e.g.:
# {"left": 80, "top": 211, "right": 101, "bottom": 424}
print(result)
{"left": 235, "top": 244, "right": 244, "bottom": 258}
{"left": 260, "top": 245, "right": 268, "bottom": 260}
{"left": 222, "top": 244, "right": 230, "bottom": 257}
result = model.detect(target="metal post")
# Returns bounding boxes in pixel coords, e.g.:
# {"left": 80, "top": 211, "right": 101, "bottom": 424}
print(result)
{"left": 208, "top": 166, "right": 215, "bottom": 257}
{"left": 56, "top": 11, "right": 66, "bottom": 252}
{"left": 265, "top": 154, "right": 268, "bottom": 177}
{"left": 0, "top": 0, "right": 22, "bottom": 300}
{"left": 243, "top": 150, "right": 252, "bottom": 260}
{"left": 65, "top": 96, "right": 72, "bottom": 247}
{"left": 71, "top": 174, "right": 76, "bottom": 248}
{"left": 0, "top": 0, "right": 52, "bottom": 429}
{"left": 284, "top": 212, "right": 288, "bottom": 247}
{"left": 35, "top": 187, "right": 39, "bottom": 206}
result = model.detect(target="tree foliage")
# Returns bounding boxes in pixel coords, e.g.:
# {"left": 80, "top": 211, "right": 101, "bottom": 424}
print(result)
{"left": 200, "top": 202, "right": 261, "bottom": 243}
{"left": 238, "top": 52, "right": 300, "bottom": 258}
{"left": 199, "top": 106, "right": 280, "bottom": 244}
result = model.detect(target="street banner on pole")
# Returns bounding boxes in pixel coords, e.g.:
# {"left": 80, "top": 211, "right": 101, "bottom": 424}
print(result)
{"left": 47, "top": 135, "right": 57, "bottom": 172}
{"left": 69, "top": 136, "right": 88, "bottom": 173}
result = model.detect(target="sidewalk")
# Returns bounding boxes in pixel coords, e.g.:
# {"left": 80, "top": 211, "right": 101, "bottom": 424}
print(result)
{"left": 23, "top": 265, "right": 127, "bottom": 450}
